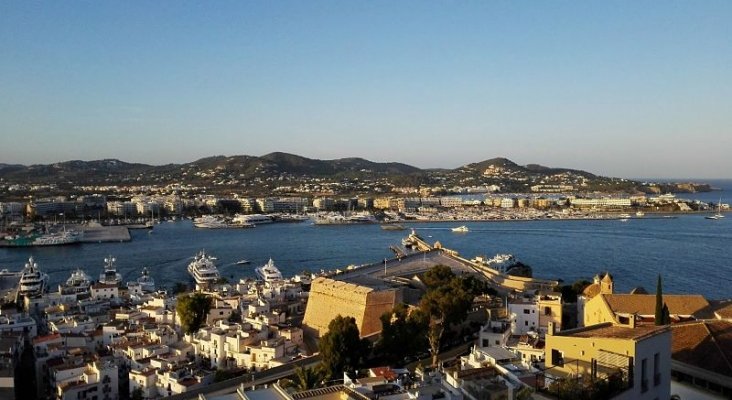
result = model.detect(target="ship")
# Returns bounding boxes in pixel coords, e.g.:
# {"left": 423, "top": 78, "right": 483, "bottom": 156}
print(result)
{"left": 187, "top": 250, "right": 220, "bottom": 286}
{"left": 99, "top": 255, "right": 123, "bottom": 286}
{"left": 1, "top": 229, "right": 82, "bottom": 247}
{"left": 59, "top": 268, "right": 92, "bottom": 295}
{"left": 255, "top": 258, "right": 283, "bottom": 282}
{"left": 451, "top": 225, "right": 469, "bottom": 233}
{"left": 18, "top": 256, "right": 50, "bottom": 297}
{"left": 193, "top": 215, "right": 253, "bottom": 229}
{"left": 233, "top": 214, "right": 273, "bottom": 225}
{"left": 313, "top": 212, "right": 377, "bottom": 225}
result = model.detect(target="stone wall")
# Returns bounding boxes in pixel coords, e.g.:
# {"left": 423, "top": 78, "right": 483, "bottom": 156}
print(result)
{"left": 303, "top": 277, "right": 400, "bottom": 338}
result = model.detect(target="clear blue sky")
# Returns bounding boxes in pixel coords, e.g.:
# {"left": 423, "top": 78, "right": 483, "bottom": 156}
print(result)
{"left": 1, "top": 2, "right": 730, "bottom": 178}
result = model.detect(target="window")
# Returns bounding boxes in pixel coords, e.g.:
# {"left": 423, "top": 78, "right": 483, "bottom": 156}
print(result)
{"left": 641, "top": 358, "right": 648, "bottom": 393}
{"left": 654, "top": 353, "right": 661, "bottom": 386}
{"left": 495, "top": 340, "right": 500, "bottom": 345}
{"left": 551, "top": 349, "right": 564, "bottom": 367}
{"left": 523, "top": 309, "right": 530, "bottom": 314}
{"left": 525, "top": 321, "right": 528, "bottom": 326}
{"left": 544, "top": 307, "right": 551, "bottom": 315}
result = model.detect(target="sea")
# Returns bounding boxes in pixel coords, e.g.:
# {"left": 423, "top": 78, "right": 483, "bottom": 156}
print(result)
{"left": 1, "top": 180, "right": 730, "bottom": 300}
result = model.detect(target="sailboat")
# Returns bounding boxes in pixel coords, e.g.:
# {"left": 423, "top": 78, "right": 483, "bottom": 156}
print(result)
{"left": 706, "top": 197, "right": 725, "bottom": 220}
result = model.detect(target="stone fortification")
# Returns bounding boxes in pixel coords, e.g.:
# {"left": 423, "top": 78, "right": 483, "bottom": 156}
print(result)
{"left": 303, "top": 277, "right": 401, "bottom": 338}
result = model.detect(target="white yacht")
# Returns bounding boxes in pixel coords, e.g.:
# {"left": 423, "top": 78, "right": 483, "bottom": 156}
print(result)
{"left": 451, "top": 225, "right": 469, "bottom": 233}
{"left": 187, "top": 250, "right": 220, "bottom": 286}
{"left": 194, "top": 215, "right": 252, "bottom": 229}
{"left": 60, "top": 268, "right": 92, "bottom": 295}
{"left": 233, "top": 214, "right": 273, "bottom": 225}
{"left": 137, "top": 267, "right": 156, "bottom": 292}
{"left": 256, "top": 258, "right": 283, "bottom": 282}
{"left": 18, "top": 256, "right": 49, "bottom": 297}
{"left": 99, "top": 256, "right": 123, "bottom": 286}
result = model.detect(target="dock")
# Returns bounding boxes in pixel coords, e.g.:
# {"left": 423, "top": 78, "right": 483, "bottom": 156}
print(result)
{"left": 79, "top": 225, "right": 131, "bottom": 243}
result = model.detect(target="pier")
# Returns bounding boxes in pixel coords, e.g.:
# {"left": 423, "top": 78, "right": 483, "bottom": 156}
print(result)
{"left": 79, "top": 225, "right": 131, "bottom": 243}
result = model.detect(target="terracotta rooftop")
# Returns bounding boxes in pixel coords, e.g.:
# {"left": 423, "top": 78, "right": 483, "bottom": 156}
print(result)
{"left": 602, "top": 294, "right": 710, "bottom": 316}
{"left": 582, "top": 283, "right": 601, "bottom": 298}
{"left": 671, "top": 320, "right": 732, "bottom": 378}
{"left": 559, "top": 323, "right": 668, "bottom": 340}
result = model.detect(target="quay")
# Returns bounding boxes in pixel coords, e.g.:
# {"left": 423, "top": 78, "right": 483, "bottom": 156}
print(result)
{"left": 78, "top": 224, "right": 131, "bottom": 243}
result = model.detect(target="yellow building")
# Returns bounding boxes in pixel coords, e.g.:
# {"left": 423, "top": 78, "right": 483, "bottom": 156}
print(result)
{"left": 583, "top": 293, "right": 710, "bottom": 327}
{"left": 544, "top": 321, "right": 671, "bottom": 400}
{"left": 537, "top": 292, "right": 563, "bottom": 334}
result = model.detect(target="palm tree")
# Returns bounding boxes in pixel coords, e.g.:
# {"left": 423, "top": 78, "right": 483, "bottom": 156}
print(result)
{"left": 284, "top": 366, "right": 323, "bottom": 392}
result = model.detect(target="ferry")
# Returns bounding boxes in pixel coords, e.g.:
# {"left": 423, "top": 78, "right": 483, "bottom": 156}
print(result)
{"left": 99, "top": 256, "right": 123, "bottom": 286}
{"left": 313, "top": 212, "right": 377, "bottom": 225}
{"left": 187, "top": 250, "right": 220, "bottom": 286}
{"left": 256, "top": 258, "right": 283, "bottom": 282}
{"left": 18, "top": 256, "right": 49, "bottom": 297}
{"left": 194, "top": 215, "right": 253, "bottom": 229}
{"left": 233, "top": 214, "right": 273, "bottom": 225}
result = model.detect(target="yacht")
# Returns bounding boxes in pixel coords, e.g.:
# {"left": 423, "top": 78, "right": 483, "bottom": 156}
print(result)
{"left": 60, "top": 268, "right": 92, "bottom": 295}
{"left": 137, "top": 267, "right": 156, "bottom": 292}
{"left": 194, "top": 215, "right": 252, "bottom": 229}
{"left": 313, "top": 212, "right": 377, "bottom": 225}
{"left": 187, "top": 250, "right": 220, "bottom": 286}
{"left": 635, "top": 211, "right": 645, "bottom": 217}
{"left": 706, "top": 197, "right": 725, "bottom": 220}
{"left": 256, "top": 258, "right": 283, "bottom": 282}
{"left": 18, "top": 256, "right": 49, "bottom": 297}
{"left": 233, "top": 214, "right": 273, "bottom": 225}
{"left": 451, "top": 225, "right": 469, "bottom": 233}
{"left": 99, "top": 256, "right": 123, "bottom": 286}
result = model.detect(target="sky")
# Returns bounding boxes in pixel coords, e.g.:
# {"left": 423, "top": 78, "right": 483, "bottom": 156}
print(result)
{"left": 1, "top": 2, "right": 730, "bottom": 179}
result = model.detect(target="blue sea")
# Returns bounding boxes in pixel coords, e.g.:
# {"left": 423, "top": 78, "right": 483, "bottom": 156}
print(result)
{"left": 0, "top": 180, "right": 730, "bottom": 300}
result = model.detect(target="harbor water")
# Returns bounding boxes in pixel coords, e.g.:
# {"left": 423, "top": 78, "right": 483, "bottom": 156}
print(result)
{"left": 0, "top": 213, "right": 730, "bottom": 299}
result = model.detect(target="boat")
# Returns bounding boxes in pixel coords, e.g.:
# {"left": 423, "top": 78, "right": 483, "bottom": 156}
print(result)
{"left": 236, "top": 259, "right": 251, "bottom": 265}
{"left": 256, "top": 258, "right": 283, "bottom": 282}
{"left": 187, "top": 250, "right": 220, "bottom": 286}
{"left": 137, "top": 267, "right": 156, "bottom": 292}
{"left": 451, "top": 225, "right": 469, "bottom": 233}
{"left": 381, "top": 224, "right": 406, "bottom": 231}
{"left": 18, "top": 256, "right": 49, "bottom": 297}
{"left": 60, "top": 268, "right": 92, "bottom": 295}
{"left": 635, "top": 211, "right": 645, "bottom": 217}
{"left": 99, "top": 255, "right": 123, "bottom": 286}
{"left": 233, "top": 214, "right": 273, "bottom": 225}
{"left": 194, "top": 215, "right": 253, "bottom": 229}
{"left": 313, "top": 212, "right": 377, "bottom": 225}
{"left": 706, "top": 197, "right": 725, "bottom": 220}
{"left": 619, "top": 214, "right": 631, "bottom": 219}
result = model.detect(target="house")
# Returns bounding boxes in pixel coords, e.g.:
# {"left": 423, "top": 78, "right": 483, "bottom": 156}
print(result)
{"left": 584, "top": 293, "right": 710, "bottom": 327}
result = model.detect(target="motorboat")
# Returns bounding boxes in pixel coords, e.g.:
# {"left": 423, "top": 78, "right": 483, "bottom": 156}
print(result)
{"left": 18, "top": 256, "right": 49, "bottom": 297}
{"left": 236, "top": 259, "right": 251, "bottom": 265}
{"left": 451, "top": 225, "right": 469, "bottom": 233}
{"left": 99, "top": 255, "right": 123, "bottom": 286}
{"left": 256, "top": 258, "right": 283, "bottom": 282}
{"left": 187, "top": 250, "right": 220, "bottom": 286}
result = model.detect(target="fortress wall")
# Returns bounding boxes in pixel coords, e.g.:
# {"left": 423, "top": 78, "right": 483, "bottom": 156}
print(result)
{"left": 303, "top": 277, "right": 401, "bottom": 339}
{"left": 360, "top": 289, "right": 401, "bottom": 337}
{"left": 302, "top": 277, "right": 371, "bottom": 338}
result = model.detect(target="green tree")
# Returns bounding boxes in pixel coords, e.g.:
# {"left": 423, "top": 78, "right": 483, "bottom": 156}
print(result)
{"left": 655, "top": 275, "right": 664, "bottom": 326}
{"left": 318, "top": 315, "right": 371, "bottom": 380}
{"left": 422, "top": 264, "right": 454, "bottom": 290}
{"left": 375, "top": 304, "right": 428, "bottom": 364}
{"left": 419, "top": 267, "right": 475, "bottom": 366}
{"left": 285, "top": 366, "right": 324, "bottom": 391}
{"left": 176, "top": 292, "right": 213, "bottom": 335}
{"left": 131, "top": 387, "right": 144, "bottom": 400}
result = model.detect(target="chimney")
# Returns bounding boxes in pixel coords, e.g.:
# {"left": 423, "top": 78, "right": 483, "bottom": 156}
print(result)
{"left": 548, "top": 321, "right": 555, "bottom": 336}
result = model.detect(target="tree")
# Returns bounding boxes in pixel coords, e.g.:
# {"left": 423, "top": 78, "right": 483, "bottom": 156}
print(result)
{"left": 655, "top": 275, "right": 664, "bottom": 326}
{"left": 282, "top": 366, "right": 324, "bottom": 391}
{"left": 419, "top": 267, "right": 475, "bottom": 366}
{"left": 375, "top": 304, "right": 428, "bottom": 364}
{"left": 131, "top": 387, "right": 144, "bottom": 400}
{"left": 176, "top": 292, "right": 213, "bottom": 335}
{"left": 318, "top": 315, "right": 371, "bottom": 380}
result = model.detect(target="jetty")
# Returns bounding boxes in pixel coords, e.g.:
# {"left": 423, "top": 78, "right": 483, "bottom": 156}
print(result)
{"left": 78, "top": 224, "right": 131, "bottom": 243}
